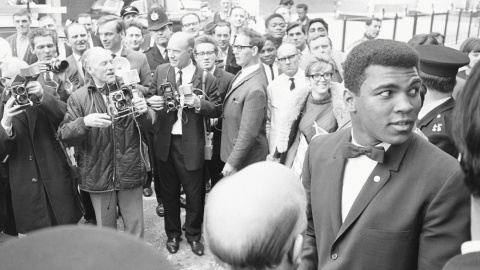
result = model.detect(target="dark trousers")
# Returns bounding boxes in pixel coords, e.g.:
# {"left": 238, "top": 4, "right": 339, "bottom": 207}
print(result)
{"left": 206, "top": 154, "right": 225, "bottom": 188}
{"left": 143, "top": 130, "right": 162, "bottom": 204}
{"left": 158, "top": 135, "right": 205, "bottom": 242}
{"left": 81, "top": 190, "right": 96, "bottom": 221}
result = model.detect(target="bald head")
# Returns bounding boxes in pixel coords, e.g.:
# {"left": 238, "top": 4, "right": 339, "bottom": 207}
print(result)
{"left": 167, "top": 32, "right": 195, "bottom": 68}
{"left": 205, "top": 162, "right": 307, "bottom": 269}
{"left": 82, "top": 47, "right": 115, "bottom": 85}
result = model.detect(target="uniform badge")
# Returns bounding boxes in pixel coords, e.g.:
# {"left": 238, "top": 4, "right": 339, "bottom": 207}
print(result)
{"left": 432, "top": 123, "right": 442, "bottom": 132}
{"left": 151, "top": 11, "right": 159, "bottom": 21}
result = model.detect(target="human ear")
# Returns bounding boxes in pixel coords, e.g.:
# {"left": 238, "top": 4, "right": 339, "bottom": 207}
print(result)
{"left": 344, "top": 88, "right": 357, "bottom": 113}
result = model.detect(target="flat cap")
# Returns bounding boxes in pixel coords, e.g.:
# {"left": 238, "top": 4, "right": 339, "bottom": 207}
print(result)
{"left": 120, "top": 6, "right": 139, "bottom": 18}
{"left": 416, "top": 45, "right": 469, "bottom": 77}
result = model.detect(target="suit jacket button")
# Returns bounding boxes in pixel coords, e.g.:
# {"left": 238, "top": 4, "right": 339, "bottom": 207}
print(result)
{"left": 32, "top": 178, "right": 37, "bottom": 183}
{"left": 28, "top": 156, "right": 33, "bottom": 161}
{"left": 331, "top": 253, "right": 338, "bottom": 260}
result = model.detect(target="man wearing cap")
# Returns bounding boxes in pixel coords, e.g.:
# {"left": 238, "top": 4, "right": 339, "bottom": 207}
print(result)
{"left": 415, "top": 45, "right": 470, "bottom": 157}
{"left": 121, "top": 5, "right": 148, "bottom": 29}
{"left": 144, "top": 6, "right": 172, "bottom": 73}
{"left": 97, "top": 15, "right": 152, "bottom": 89}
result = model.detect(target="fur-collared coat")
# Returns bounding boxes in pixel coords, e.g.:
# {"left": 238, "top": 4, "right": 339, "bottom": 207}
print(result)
{"left": 273, "top": 82, "right": 351, "bottom": 166}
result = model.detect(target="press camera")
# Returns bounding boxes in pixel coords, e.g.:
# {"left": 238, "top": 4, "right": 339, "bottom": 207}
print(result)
{"left": 104, "top": 70, "right": 142, "bottom": 119}
{"left": 9, "top": 65, "right": 41, "bottom": 108}
{"left": 45, "top": 59, "right": 69, "bottom": 73}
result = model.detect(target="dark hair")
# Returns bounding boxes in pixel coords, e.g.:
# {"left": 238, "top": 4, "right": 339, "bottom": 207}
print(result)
{"left": 125, "top": 21, "right": 144, "bottom": 34}
{"left": 344, "top": 39, "right": 420, "bottom": 95}
{"left": 307, "top": 18, "right": 329, "bottom": 34}
{"left": 262, "top": 33, "right": 276, "bottom": 45}
{"left": 265, "top": 13, "right": 285, "bottom": 28}
{"left": 237, "top": 28, "right": 264, "bottom": 51}
{"left": 286, "top": 21, "right": 305, "bottom": 34}
{"left": 28, "top": 27, "right": 57, "bottom": 49}
{"left": 453, "top": 63, "right": 480, "bottom": 197}
{"left": 296, "top": 3, "right": 308, "bottom": 10}
{"left": 195, "top": 34, "right": 219, "bottom": 53}
{"left": 279, "top": 0, "right": 294, "bottom": 6}
{"left": 12, "top": 9, "right": 31, "bottom": 21}
{"left": 64, "top": 23, "right": 88, "bottom": 39}
{"left": 181, "top": 12, "right": 200, "bottom": 25}
{"left": 460, "top": 37, "right": 480, "bottom": 54}
{"left": 365, "top": 17, "right": 382, "bottom": 26}
{"left": 407, "top": 34, "right": 439, "bottom": 48}
{"left": 419, "top": 72, "right": 456, "bottom": 93}
{"left": 97, "top": 15, "right": 125, "bottom": 33}
{"left": 204, "top": 21, "right": 231, "bottom": 35}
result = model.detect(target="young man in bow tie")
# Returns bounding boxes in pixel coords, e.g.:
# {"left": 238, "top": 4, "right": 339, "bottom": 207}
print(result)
{"left": 300, "top": 39, "right": 470, "bottom": 270}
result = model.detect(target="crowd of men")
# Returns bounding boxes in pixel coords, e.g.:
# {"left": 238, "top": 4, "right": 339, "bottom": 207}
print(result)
{"left": 0, "top": 0, "right": 479, "bottom": 269}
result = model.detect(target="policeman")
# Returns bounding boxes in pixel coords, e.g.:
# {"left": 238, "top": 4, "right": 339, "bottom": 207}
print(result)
{"left": 144, "top": 6, "right": 173, "bottom": 73}
{"left": 415, "top": 45, "right": 470, "bottom": 157}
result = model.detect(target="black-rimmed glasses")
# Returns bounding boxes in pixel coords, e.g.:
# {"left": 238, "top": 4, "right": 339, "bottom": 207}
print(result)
{"left": 232, "top": 44, "right": 254, "bottom": 52}
{"left": 309, "top": 73, "right": 333, "bottom": 81}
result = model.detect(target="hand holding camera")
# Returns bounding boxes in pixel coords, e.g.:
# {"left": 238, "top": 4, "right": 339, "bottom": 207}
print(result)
{"left": 147, "top": 95, "right": 164, "bottom": 111}
{"left": 26, "top": 80, "right": 44, "bottom": 100}
{"left": 36, "top": 59, "right": 69, "bottom": 74}
{"left": 84, "top": 113, "right": 112, "bottom": 128}
{"left": 133, "top": 96, "right": 148, "bottom": 114}
{"left": 181, "top": 85, "right": 201, "bottom": 109}
{"left": 1, "top": 97, "right": 24, "bottom": 127}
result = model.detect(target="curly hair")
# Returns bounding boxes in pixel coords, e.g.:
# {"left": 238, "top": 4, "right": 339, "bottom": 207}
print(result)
{"left": 27, "top": 27, "right": 58, "bottom": 49}
{"left": 344, "top": 39, "right": 419, "bottom": 95}
{"left": 453, "top": 63, "right": 480, "bottom": 197}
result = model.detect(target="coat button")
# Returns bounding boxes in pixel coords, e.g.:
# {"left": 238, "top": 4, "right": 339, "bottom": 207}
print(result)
{"left": 31, "top": 178, "right": 37, "bottom": 183}
{"left": 331, "top": 253, "right": 338, "bottom": 260}
{"left": 28, "top": 156, "right": 33, "bottom": 161}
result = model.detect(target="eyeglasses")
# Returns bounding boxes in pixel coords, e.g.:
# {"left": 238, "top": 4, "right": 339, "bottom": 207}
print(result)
{"left": 183, "top": 21, "right": 199, "bottom": 28}
{"left": 195, "top": 51, "right": 216, "bottom": 57}
{"left": 309, "top": 73, "right": 333, "bottom": 81}
{"left": 277, "top": 54, "right": 298, "bottom": 62}
{"left": 232, "top": 44, "right": 254, "bottom": 52}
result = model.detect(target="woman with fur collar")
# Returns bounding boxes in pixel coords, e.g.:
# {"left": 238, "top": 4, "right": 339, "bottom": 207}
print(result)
{"left": 269, "top": 54, "right": 350, "bottom": 176}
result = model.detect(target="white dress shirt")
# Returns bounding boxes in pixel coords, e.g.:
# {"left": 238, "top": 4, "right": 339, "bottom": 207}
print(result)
{"left": 73, "top": 52, "right": 84, "bottom": 79}
{"left": 171, "top": 60, "right": 195, "bottom": 135}
{"left": 231, "top": 63, "right": 261, "bottom": 89}
{"left": 266, "top": 69, "right": 308, "bottom": 154}
{"left": 155, "top": 44, "right": 167, "bottom": 59}
{"left": 341, "top": 132, "right": 391, "bottom": 222}
{"left": 417, "top": 97, "right": 451, "bottom": 120}
{"left": 262, "top": 62, "right": 279, "bottom": 85}
{"left": 16, "top": 34, "right": 29, "bottom": 60}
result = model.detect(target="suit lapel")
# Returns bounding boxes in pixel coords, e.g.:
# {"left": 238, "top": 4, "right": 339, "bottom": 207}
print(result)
{"left": 334, "top": 136, "right": 411, "bottom": 243}
{"left": 152, "top": 45, "right": 166, "bottom": 64}
{"left": 224, "top": 67, "right": 261, "bottom": 100}
{"left": 329, "top": 131, "right": 351, "bottom": 235}
{"left": 417, "top": 97, "right": 455, "bottom": 128}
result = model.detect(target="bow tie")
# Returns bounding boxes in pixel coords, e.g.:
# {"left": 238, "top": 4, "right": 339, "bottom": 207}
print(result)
{"left": 341, "top": 142, "right": 385, "bottom": 163}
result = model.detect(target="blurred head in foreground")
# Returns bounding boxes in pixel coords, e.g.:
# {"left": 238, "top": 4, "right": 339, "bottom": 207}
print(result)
{"left": 205, "top": 161, "right": 307, "bottom": 270}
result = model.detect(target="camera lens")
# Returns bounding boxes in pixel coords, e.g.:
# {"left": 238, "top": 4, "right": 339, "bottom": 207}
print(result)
{"left": 167, "top": 102, "right": 175, "bottom": 109}
{"left": 116, "top": 100, "right": 127, "bottom": 110}
{"left": 14, "top": 86, "right": 27, "bottom": 95}
{"left": 16, "top": 94, "right": 29, "bottom": 104}
{"left": 114, "top": 92, "right": 124, "bottom": 101}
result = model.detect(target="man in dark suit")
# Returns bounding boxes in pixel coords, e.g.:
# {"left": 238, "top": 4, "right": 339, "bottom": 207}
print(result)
{"left": 194, "top": 35, "right": 234, "bottom": 187}
{"left": 97, "top": 15, "right": 152, "bottom": 89}
{"left": 147, "top": 32, "right": 221, "bottom": 256}
{"left": 300, "top": 39, "right": 470, "bottom": 270}
{"left": 144, "top": 6, "right": 172, "bottom": 73}
{"left": 221, "top": 28, "right": 268, "bottom": 176}
{"left": 415, "top": 45, "right": 470, "bottom": 158}
{"left": 205, "top": 22, "right": 241, "bottom": 75}
{"left": 6, "top": 9, "right": 37, "bottom": 65}
{"left": 77, "top": 13, "right": 103, "bottom": 49}
{"left": 64, "top": 23, "right": 90, "bottom": 90}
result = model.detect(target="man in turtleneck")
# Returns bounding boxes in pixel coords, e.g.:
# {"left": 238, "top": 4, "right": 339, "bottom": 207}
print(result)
{"left": 345, "top": 17, "right": 382, "bottom": 55}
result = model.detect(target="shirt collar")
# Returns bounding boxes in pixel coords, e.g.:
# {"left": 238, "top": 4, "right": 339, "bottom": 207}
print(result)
{"left": 209, "top": 65, "right": 216, "bottom": 74}
{"left": 111, "top": 45, "right": 123, "bottom": 57}
{"left": 73, "top": 52, "right": 82, "bottom": 62}
{"left": 417, "top": 97, "right": 452, "bottom": 120}
{"left": 242, "top": 63, "right": 261, "bottom": 77}
{"left": 174, "top": 60, "right": 195, "bottom": 76}
{"left": 156, "top": 44, "right": 166, "bottom": 55}
{"left": 351, "top": 130, "right": 391, "bottom": 151}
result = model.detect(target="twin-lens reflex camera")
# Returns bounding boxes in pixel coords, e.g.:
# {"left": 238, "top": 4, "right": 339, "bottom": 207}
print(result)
{"left": 103, "top": 70, "right": 142, "bottom": 119}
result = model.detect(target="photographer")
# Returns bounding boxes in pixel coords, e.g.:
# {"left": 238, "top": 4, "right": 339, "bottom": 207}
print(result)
{"left": 148, "top": 32, "right": 221, "bottom": 256}
{"left": 28, "top": 28, "right": 75, "bottom": 102}
{"left": 58, "top": 47, "right": 153, "bottom": 238}
{"left": 0, "top": 57, "right": 82, "bottom": 234}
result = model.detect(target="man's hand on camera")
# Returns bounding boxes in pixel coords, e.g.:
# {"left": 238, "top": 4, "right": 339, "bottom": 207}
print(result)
{"left": 147, "top": 95, "right": 164, "bottom": 111}
{"left": 133, "top": 97, "right": 148, "bottom": 114}
{"left": 84, "top": 113, "right": 112, "bottom": 128}
{"left": 26, "top": 81, "right": 44, "bottom": 100}
{"left": 184, "top": 93, "right": 201, "bottom": 109}
{"left": 1, "top": 97, "right": 23, "bottom": 127}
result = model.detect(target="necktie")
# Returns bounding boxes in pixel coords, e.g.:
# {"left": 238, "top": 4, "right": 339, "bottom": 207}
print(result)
{"left": 177, "top": 70, "right": 183, "bottom": 88}
{"left": 341, "top": 142, "right": 385, "bottom": 163}
{"left": 269, "top": 64, "right": 275, "bottom": 81}
{"left": 289, "top": 77, "right": 295, "bottom": 91}
{"left": 111, "top": 53, "right": 116, "bottom": 59}
{"left": 164, "top": 50, "right": 169, "bottom": 62}
{"left": 44, "top": 72, "right": 55, "bottom": 87}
